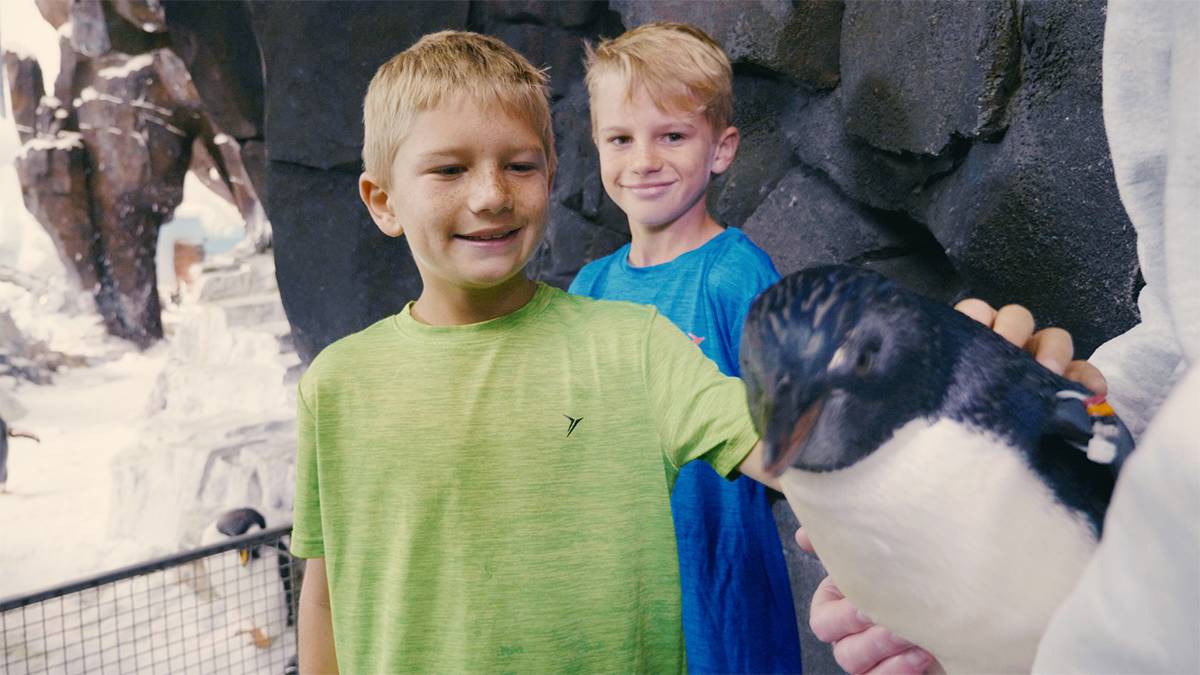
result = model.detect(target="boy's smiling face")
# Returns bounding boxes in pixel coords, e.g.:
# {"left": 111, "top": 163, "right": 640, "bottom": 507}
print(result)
{"left": 592, "top": 73, "right": 737, "bottom": 234}
{"left": 362, "top": 92, "right": 551, "bottom": 313}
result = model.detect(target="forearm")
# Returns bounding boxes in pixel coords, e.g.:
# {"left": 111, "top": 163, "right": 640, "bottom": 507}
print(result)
{"left": 299, "top": 558, "right": 339, "bottom": 674}
{"left": 737, "top": 440, "right": 782, "bottom": 492}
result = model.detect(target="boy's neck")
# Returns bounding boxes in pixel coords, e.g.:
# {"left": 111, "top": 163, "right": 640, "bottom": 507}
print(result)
{"left": 627, "top": 210, "right": 725, "bottom": 268}
{"left": 411, "top": 275, "right": 538, "bottom": 326}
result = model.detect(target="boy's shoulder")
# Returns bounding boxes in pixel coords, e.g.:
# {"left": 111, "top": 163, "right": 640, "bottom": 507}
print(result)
{"left": 569, "top": 243, "right": 630, "bottom": 294}
{"left": 706, "top": 227, "right": 780, "bottom": 291}
{"left": 555, "top": 283, "right": 660, "bottom": 327}
{"left": 303, "top": 314, "right": 399, "bottom": 384}
{"left": 711, "top": 227, "right": 777, "bottom": 273}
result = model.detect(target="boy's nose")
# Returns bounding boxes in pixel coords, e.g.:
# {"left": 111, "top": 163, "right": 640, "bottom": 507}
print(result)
{"left": 468, "top": 169, "right": 512, "bottom": 214}
{"left": 631, "top": 144, "right": 662, "bottom": 174}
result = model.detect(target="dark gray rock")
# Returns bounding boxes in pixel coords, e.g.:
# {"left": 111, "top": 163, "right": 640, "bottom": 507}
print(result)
{"left": 477, "top": 0, "right": 599, "bottom": 28}
{"left": 491, "top": 22, "right": 586, "bottom": 102}
{"left": 247, "top": 0, "right": 470, "bottom": 170}
{"left": 710, "top": 72, "right": 797, "bottom": 229}
{"left": 921, "top": 0, "right": 1139, "bottom": 356}
{"left": 529, "top": 203, "right": 630, "bottom": 290}
{"left": 840, "top": 0, "right": 1020, "bottom": 155}
{"left": 267, "top": 162, "right": 421, "bottom": 363}
{"left": 742, "top": 166, "right": 907, "bottom": 276}
{"left": 785, "top": 89, "right": 961, "bottom": 216}
{"left": 611, "top": 0, "right": 843, "bottom": 89}
{"left": 548, "top": 83, "right": 627, "bottom": 231}
{"left": 163, "top": 1, "right": 264, "bottom": 142}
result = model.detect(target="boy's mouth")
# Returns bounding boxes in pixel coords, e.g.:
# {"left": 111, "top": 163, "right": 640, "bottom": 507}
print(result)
{"left": 624, "top": 181, "right": 675, "bottom": 197}
{"left": 456, "top": 227, "right": 520, "bottom": 243}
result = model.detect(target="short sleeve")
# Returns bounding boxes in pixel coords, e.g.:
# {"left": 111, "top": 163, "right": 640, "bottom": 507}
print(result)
{"left": 290, "top": 379, "right": 324, "bottom": 558}
{"left": 711, "top": 236, "right": 781, "bottom": 377}
{"left": 642, "top": 311, "right": 760, "bottom": 478}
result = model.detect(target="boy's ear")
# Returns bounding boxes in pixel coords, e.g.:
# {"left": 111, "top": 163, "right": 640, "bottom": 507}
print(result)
{"left": 359, "top": 172, "right": 404, "bottom": 237}
{"left": 710, "top": 126, "right": 741, "bottom": 176}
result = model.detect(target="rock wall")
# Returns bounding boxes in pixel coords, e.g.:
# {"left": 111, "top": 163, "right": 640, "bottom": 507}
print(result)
{"left": 158, "top": 0, "right": 1137, "bottom": 364}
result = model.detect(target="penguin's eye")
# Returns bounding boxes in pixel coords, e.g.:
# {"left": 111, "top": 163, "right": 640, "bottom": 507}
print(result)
{"left": 855, "top": 343, "right": 880, "bottom": 376}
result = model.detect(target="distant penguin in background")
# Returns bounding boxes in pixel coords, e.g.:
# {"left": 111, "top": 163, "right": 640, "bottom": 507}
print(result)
{"left": 200, "top": 508, "right": 296, "bottom": 650}
{"left": 740, "top": 265, "right": 1133, "bottom": 674}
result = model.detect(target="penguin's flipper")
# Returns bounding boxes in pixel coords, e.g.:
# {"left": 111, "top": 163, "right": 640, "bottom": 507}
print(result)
{"left": 1047, "top": 391, "right": 1136, "bottom": 476}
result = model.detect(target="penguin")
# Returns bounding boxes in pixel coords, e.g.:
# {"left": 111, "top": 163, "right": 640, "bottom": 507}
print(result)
{"left": 198, "top": 508, "right": 296, "bottom": 659}
{"left": 739, "top": 265, "right": 1133, "bottom": 674}
{"left": 0, "top": 414, "right": 40, "bottom": 495}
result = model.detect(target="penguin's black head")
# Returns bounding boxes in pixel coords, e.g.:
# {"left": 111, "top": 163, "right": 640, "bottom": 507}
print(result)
{"left": 215, "top": 507, "right": 267, "bottom": 566}
{"left": 741, "top": 265, "right": 952, "bottom": 475}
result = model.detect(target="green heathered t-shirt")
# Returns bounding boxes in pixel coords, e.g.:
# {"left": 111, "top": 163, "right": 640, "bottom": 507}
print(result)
{"left": 292, "top": 283, "right": 760, "bottom": 673}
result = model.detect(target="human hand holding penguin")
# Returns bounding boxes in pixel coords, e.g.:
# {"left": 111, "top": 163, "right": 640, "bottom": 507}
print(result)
{"left": 740, "top": 265, "right": 1128, "bottom": 674}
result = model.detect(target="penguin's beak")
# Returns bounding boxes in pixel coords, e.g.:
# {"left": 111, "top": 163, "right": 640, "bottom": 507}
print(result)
{"left": 240, "top": 549, "right": 250, "bottom": 566}
{"left": 762, "top": 397, "right": 825, "bottom": 476}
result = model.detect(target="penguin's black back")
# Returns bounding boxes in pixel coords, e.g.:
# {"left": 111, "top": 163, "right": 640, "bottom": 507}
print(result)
{"left": 930, "top": 301, "right": 1117, "bottom": 537}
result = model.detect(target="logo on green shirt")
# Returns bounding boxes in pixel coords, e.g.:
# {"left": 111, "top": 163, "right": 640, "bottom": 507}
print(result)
{"left": 563, "top": 414, "right": 583, "bottom": 437}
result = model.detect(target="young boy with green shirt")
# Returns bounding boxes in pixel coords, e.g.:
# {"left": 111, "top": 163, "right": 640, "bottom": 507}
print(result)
{"left": 293, "top": 28, "right": 1093, "bottom": 675}
{"left": 292, "top": 30, "right": 778, "bottom": 674}
{"left": 569, "top": 24, "right": 802, "bottom": 673}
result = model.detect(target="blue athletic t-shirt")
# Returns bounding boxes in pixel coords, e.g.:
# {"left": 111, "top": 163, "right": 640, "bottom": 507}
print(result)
{"left": 570, "top": 227, "right": 803, "bottom": 674}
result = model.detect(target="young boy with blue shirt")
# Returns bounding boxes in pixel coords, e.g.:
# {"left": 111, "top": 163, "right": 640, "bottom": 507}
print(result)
{"left": 569, "top": 23, "right": 803, "bottom": 673}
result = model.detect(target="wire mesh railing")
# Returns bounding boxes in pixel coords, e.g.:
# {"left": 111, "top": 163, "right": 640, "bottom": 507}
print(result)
{"left": 1, "top": 525, "right": 301, "bottom": 675}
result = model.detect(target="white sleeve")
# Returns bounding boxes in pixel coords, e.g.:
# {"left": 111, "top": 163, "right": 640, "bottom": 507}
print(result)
{"left": 1033, "top": 366, "right": 1200, "bottom": 674}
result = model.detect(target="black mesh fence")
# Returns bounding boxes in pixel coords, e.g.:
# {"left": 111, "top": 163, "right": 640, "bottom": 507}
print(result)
{"left": 1, "top": 525, "right": 301, "bottom": 675}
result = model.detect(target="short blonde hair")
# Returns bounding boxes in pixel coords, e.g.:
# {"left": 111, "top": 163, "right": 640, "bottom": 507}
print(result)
{"left": 362, "top": 30, "right": 556, "bottom": 188}
{"left": 584, "top": 22, "right": 733, "bottom": 135}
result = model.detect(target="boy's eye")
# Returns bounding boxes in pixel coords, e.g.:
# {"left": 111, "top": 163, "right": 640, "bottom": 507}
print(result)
{"left": 608, "top": 135, "right": 631, "bottom": 146}
{"left": 432, "top": 166, "right": 465, "bottom": 176}
{"left": 664, "top": 132, "right": 686, "bottom": 143}
{"left": 508, "top": 162, "right": 538, "bottom": 173}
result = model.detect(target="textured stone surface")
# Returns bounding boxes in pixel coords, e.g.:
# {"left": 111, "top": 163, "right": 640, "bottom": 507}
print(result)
{"left": 611, "top": 0, "right": 843, "bottom": 89}
{"left": 478, "top": 0, "right": 599, "bottom": 28}
{"left": 163, "top": 1, "right": 264, "bottom": 143}
{"left": 247, "top": 0, "right": 470, "bottom": 169}
{"left": 785, "top": 89, "right": 960, "bottom": 216}
{"left": 267, "top": 162, "right": 421, "bottom": 363}
{"left": 840, "top": 0, "right": 1020, "bottom": 155}
{"left": 921, "top": 0, "right": 1140, "bottom": 355}
{"left": 3, "top": 54, "right": 44, "bottom": 143}
{"left": 14, "top": 133, "right": 100, "bottom": 295}
{"left": 741, "top": 167, "right": 907, "bottom": 275}
{"left": 710, "top": 72, "right": 797, "bottom": 229}
{"left": 111, "top": 0, "right": 167, "bottom": 33}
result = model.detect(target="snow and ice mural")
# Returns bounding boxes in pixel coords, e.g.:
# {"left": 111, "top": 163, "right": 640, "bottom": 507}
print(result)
{"left": 3, "top": 0, "right": 268, "bottom": 348}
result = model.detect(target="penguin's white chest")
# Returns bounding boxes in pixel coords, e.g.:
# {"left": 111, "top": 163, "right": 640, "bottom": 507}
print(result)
{"left": 780, "top": 417, "right": 1099, "bottom": 674}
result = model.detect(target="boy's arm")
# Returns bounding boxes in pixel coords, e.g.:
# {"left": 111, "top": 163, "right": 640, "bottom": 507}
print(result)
{"left": 299, "top": 558, "right": 339, "bottom": 674}
{"left": 737, "top": 441, "right": 782, "bottom": 492}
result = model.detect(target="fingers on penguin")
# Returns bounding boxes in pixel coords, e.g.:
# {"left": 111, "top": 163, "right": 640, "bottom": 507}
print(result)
{"left": 200, "top": 507, "right": 296, "bottom": 651}
{"left": 740, "top": 265, "right": 1134, "bottom": 674}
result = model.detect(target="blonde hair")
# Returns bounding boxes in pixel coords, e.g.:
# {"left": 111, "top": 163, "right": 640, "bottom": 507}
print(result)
{"left": 362, "top": 30, "right": 556, "bottom": 188}
{"left": 584, "top": 22, "right": 733, "bottom": 134}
